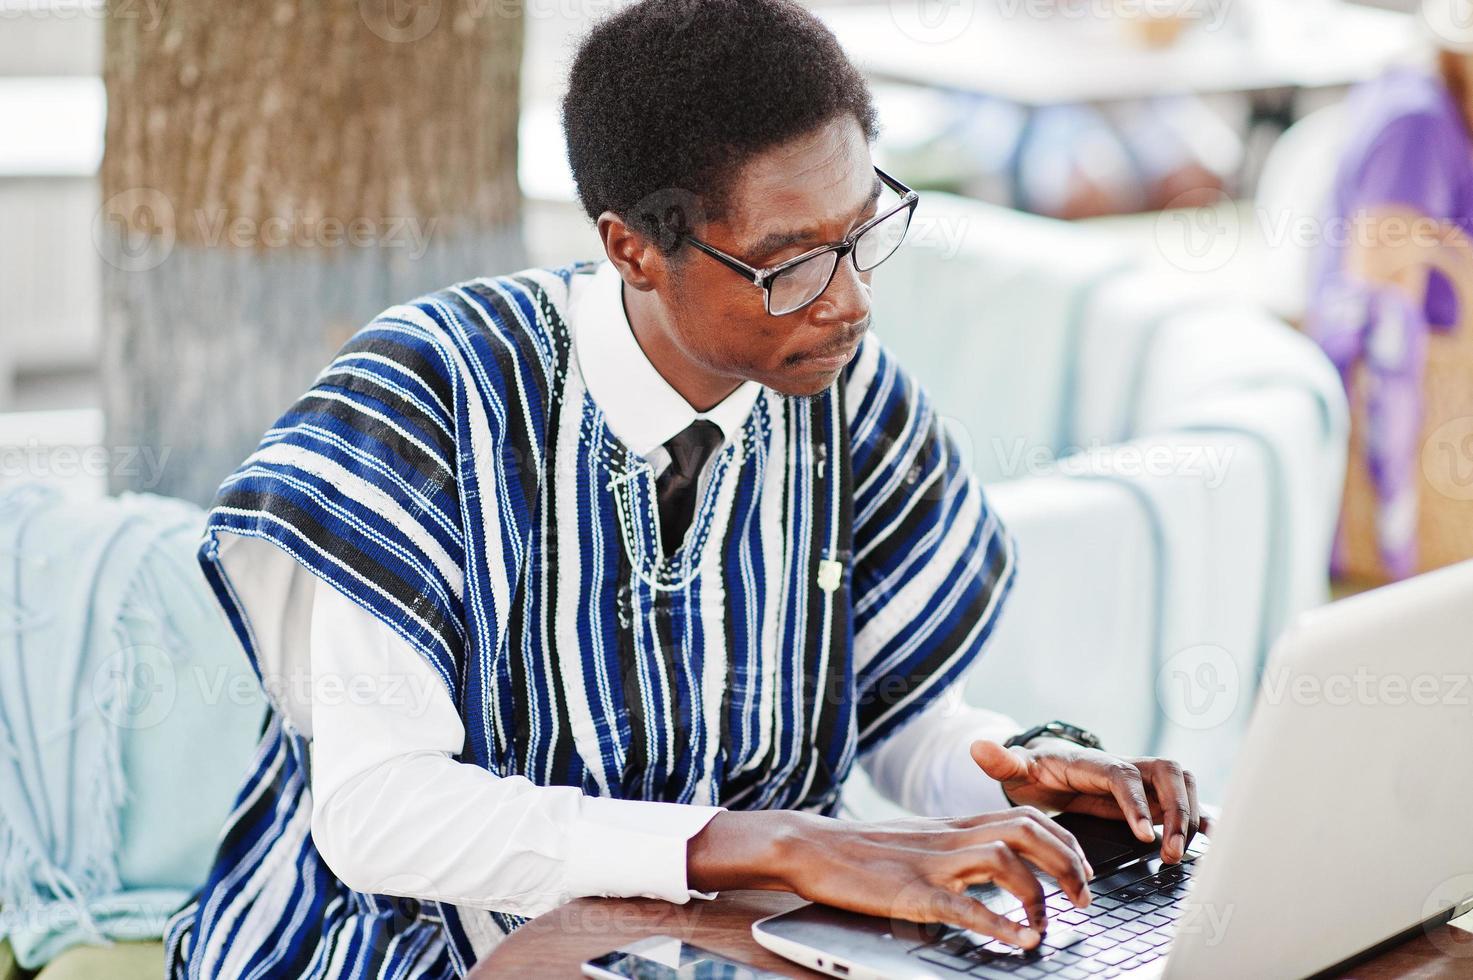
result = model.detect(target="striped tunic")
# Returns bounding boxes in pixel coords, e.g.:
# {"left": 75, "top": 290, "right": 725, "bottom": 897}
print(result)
{"left": 164, "top": 261, "right": 1017, "bottom": 979}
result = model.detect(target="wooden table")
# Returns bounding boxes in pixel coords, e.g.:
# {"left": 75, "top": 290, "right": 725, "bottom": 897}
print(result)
{"left": 471, "top": 891, "right": 1473, "bottom": 978}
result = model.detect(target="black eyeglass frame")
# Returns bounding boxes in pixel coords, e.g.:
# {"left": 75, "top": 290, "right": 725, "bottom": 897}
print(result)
{"left": 683, "top": 166, "right": 920, "bottom": 316}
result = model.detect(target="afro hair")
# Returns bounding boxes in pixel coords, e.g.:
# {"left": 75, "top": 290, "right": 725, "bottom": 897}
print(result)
{"left": 561, "top": 0, "right": 880, "bottom": 255}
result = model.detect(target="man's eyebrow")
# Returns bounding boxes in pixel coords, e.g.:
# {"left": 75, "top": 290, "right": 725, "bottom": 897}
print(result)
{"left": 744, "top": 173, "right": 884, "bottom": 262}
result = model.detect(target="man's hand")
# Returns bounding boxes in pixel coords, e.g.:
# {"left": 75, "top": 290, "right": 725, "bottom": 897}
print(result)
{"left": 686, "top": 807, "right": 1094, "bottom": 950}
{"left": 970, "top": 739, "right": 1208, "bottom": 864}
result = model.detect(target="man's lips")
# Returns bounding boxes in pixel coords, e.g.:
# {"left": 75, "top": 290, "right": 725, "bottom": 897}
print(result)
{"left": 803, "top": 344, "right": 860, "bottom": 368}
{"left": 798, "top": 325, "right": 868, "bottom": 367}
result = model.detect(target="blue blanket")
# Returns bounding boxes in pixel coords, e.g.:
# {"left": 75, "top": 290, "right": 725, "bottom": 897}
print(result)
{"left": 0, "top": 485, "right": 260, "bottom": 969}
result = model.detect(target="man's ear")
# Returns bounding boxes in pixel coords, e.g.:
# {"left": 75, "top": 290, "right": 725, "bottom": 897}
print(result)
{"left": 596, "top": 211, "right": 665, "bottom": 293}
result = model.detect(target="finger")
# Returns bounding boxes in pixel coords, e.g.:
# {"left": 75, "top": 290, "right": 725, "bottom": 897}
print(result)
{"left": 1104, "top": 762, "right": 1155, "bottom": 842}
{"left": 969, "top": 739, "right": 1032, "bottom": 784}
{"left": 1138, "top": 760, "right": 1191, "bottom": 863}
{"left": 1182, "top": 769, "right": 1201, "bottom": 853}
{"left": 953, "top": 841, "right": 1048, "bottom": 939}
{"left": 930, "top": 889, "right": 1042, "bottom": 951}
{"left": 979, "top": 816, "right": 1092, "bottom": 906}
{"left": 1007, "top": 806, "right": 1094, "bottom": 879}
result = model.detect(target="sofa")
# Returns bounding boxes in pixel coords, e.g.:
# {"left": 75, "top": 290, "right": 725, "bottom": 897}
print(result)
{"left": 842, "top": 192, "right": 1348, "bottom": 818}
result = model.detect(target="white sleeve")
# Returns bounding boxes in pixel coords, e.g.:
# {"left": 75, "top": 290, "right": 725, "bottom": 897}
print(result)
{"left": 306, "top": 578, "right": 723, "bottom": 918}
{"left": 859, "top": 681, "right": 1021, "bottom": 818}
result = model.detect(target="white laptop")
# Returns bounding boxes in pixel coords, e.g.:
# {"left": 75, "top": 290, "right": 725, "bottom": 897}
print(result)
{"left": 753, "top": 559, "right": 1473, "bottom": 979}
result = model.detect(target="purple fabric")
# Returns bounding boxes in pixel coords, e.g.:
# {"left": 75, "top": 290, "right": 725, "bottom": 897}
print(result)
{"left": 1308, "top": 68, "right": 1470, "bottom": 578}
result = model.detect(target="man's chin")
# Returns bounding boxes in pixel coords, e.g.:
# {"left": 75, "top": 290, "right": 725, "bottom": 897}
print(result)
{"left": 766, "top": 362, "right": 848, "bottom": 398}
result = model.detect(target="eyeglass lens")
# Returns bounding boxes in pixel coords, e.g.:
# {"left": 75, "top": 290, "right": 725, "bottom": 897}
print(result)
{"left": 766, "top": 204, "right": 913, "bottom": 315}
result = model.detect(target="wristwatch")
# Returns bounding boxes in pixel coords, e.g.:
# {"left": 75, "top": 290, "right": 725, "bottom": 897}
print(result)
{"left": 1004, "top": 720, "right": 1103, "bottom": 751}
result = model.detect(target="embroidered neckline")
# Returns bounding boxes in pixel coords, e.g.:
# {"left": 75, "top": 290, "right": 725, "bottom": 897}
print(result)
{"left": 526, "top": 264, "right": 779, "bottom": 590}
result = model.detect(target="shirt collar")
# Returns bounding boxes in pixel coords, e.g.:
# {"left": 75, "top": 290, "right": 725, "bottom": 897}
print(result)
{"left": 571, "top": 259, "right": 762, "bottom": 459}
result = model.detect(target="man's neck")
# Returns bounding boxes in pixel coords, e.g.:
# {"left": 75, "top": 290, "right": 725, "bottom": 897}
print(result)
{"left": 621, "top": 280, "right": 741, "bottom": 413}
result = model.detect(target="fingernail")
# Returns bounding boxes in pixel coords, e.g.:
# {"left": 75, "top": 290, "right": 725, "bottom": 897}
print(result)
{"left": 1021, "top": 928, "right": 1041, "bottom": 947}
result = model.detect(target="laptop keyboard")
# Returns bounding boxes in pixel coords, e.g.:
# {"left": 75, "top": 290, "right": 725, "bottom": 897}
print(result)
{"left": 909, "top": 856, "right": 1200, "bottom": 978}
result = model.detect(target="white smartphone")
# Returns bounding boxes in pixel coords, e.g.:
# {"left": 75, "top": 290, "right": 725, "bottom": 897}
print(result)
{"left": 582, "top": 934, "right": 789, "bottom": 979}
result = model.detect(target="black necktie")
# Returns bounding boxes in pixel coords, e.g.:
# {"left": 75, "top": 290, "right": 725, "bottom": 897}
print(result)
{"left": 655, "top": 419, "right": 723, "bottom": 556}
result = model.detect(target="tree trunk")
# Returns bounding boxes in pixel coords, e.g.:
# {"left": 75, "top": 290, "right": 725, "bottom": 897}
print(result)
{"left": 100, "top": 0, "right": 524, "bottom": 504}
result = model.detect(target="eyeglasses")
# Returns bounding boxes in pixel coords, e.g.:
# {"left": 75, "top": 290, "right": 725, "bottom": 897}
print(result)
{"left": 684, "top": 166, "right": 919, "bottom": 316}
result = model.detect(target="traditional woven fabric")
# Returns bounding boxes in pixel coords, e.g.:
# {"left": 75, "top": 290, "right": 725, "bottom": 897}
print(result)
{"left": 164, "top": 261, "right": 1017, "bottom": 978}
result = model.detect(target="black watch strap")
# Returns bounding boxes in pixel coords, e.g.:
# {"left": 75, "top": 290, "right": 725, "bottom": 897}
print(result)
{"left": 1004, "top": 720, "right": 1103, "bottom": 751}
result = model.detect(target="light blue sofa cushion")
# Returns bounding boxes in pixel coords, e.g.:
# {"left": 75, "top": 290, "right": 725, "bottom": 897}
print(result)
{"left": 0, "top": 486, "right": 260, "bottom": 969}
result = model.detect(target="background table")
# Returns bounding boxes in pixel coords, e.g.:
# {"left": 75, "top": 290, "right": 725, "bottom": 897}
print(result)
{"left": 471, "top": 891, "right": 1473, "bottom": 978}
{"left": 816, "top": 3, "right": 1416, "bottom": 106}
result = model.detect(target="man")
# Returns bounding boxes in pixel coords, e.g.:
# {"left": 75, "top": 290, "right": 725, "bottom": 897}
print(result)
{"left": 165, "top": 2, "right": 1203, "bottom": 977}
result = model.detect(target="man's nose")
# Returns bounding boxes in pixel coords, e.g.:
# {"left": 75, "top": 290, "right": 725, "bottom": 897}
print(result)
{"left": 808, "top": 257, "right": 871, "bottom": 326}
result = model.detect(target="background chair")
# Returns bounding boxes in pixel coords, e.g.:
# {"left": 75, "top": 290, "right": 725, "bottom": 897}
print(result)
{"left": 844, "top": 193, "right": 1349, "bottom": 818}
{"left": 1251, "top": 102, "right": 1352, "bottom": 324}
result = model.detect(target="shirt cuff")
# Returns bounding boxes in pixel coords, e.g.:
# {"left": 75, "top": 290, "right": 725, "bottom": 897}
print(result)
{"left": 565, "top": 796, "right": 725, "bottom": 904}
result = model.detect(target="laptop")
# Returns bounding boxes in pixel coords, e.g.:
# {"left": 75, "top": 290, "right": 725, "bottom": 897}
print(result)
{"left": 753, "top": 558, "right": 1473, "bottom": 979}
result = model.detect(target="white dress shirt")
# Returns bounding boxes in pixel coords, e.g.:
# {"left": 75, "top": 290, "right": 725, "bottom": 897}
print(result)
{"left": 307, "top": 260, "right": 1020, "bottom": 917}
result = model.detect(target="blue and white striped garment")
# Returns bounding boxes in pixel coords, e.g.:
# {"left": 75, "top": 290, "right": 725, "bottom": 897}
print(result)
{"left": 164, "top": 261, "right": 1017, "bottom": 979}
